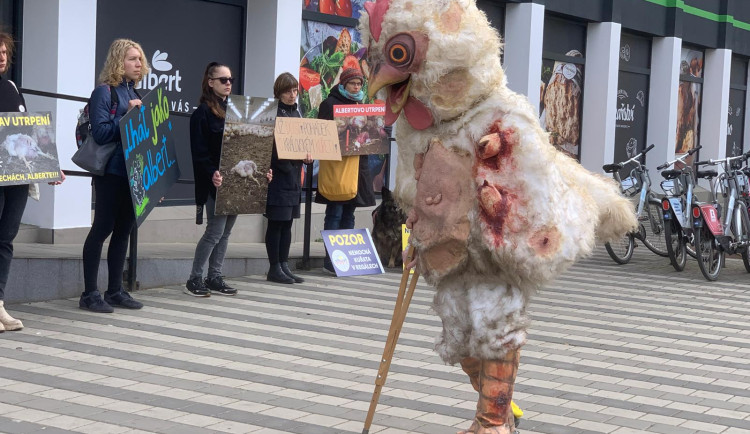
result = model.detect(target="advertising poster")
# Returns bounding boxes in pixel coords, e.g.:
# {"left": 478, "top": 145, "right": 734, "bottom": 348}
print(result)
{"left": 274, "top": 117, "right": 342, "bottom": 161}
{"left": 120, "top": 86, "right": 180, "bottom": 226}
{"left": 215, "top": 96, "right": 277, "bottom": 216}
{"left": 0, "top": 112, "right": 61, "bottom": 186}
{"left": 539, "top": 51, "right": 585, "bottom": 159}
{"left": 614, "top": 73, "right": 649, "bottom": 173}
{"left": 333, "top": 104, "right": 389, "bottom": 156}
{"left": 322, "top": 228, "right": 384, "bottom": 277}
{"left": 727, "top": 89, "right": 746, "bottom": 158}
{"left": 675, "top": 48, "right": 703, "bottom": 163}
{"left": 303, "top": 0, "right": 368, "bottom": 19}
{"left": 300, "top": 21, "right": 371, "bottom": 118}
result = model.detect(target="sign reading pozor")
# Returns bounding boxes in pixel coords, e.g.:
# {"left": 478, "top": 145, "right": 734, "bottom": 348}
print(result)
{"left": 274, "top": 117, "right": 341, "bottom": 161}
{"left": 119, "top": 85, "right": 180, "bottom": 226}
{"left": 321, "top": 228, "right": 384, "bottom": 277}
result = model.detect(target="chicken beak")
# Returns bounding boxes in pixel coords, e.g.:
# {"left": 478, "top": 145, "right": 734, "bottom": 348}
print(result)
{"left": 367, "top": 62, "right": 410, "bottom": 99}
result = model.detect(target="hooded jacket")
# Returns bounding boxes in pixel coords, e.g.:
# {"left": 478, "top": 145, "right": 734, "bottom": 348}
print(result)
{"left": 315, "top": 85, "right": 376, "bottom": 207}
{"left": 89, "top": 80, "right": 140, "bottom": 177}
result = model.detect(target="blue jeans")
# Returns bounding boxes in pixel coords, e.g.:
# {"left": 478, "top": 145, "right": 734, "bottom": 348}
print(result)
{"left": 0, "top": 184, "right": 29, "bottom": 300}
{"left": 324, "top": 204, "right": 356, "bottom": 231}
{"left": 190, "top": 196, "right": 237, "bottom": 280}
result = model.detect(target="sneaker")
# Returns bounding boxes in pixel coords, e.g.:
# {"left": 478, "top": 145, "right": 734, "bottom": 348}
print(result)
{"left": 79, "top": 290, "right": 114, "bottom": 313}
{"left": 104, "top": 289, "right": 144, "bottom": 309}
{"left": 205, "top": 276, "right": 237, "bottom": 296}
{"left": 184, "top": 277, "right": 210, "bottom": 297}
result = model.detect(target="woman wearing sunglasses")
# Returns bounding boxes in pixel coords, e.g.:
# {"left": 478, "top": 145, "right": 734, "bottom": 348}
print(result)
{"left": 185, "top": 62, "right": 245, "bottom": 297}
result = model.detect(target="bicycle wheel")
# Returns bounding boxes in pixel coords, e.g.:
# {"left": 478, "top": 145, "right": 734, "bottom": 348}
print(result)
{"left": 695, "top": 218, "right": 723, "bottom": 281}
{"left": 605, "top": 233, "right": 635, "bottom": 265}
{"left": 685, "top": 233, "right": 698, "bottom": 259}
{"left": 742, "top": 248, "right": 750, "bottom": 273}
{"left": 641, "top": 198, "right": 669, "bottom": 257}
{"left": 664, "top": 218, "right": 686, "bottom": 271}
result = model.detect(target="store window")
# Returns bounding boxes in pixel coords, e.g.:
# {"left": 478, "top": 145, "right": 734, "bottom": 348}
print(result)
{"left": 727, "top": 56, "right": 747, "bottom": 158}
{"left": 96, "top": 0, "right": 245, "bottom": 205}
{"left": 540, "top": 17, "right": 586, "bottom": 160}
{"left": 675, "top": 46, "right": 704, "bottom": 166}
{"left": 614, "top": 33, "right": 651, "bottom": 176}
{"left": 301, "top": 0, "right": 389, "bottom": 192}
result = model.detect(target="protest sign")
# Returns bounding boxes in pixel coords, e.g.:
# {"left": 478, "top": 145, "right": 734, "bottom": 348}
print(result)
{"left": 274, "top": 117, "right": 341, "bottom": 161}
{"left": 333, "top": 104, "right": 389, "bottom": 156}
{"left": 215, "top": 96, "right": 276, "bottom": 215}
{"left": 120, "top": 85, "right": 180, "bottom": 226}
{"left": 0, "top": 112, "right": 61, "bottom": 186}
{"left": 322, "top": 228, "right": 384, "bottom": 277}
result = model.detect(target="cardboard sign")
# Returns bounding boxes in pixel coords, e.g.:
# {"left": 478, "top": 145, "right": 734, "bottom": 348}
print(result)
{"left": 120, "top": 85, "right": 180, "bottom": 226}
{"left": 333, "top": 104, "right": 389, "bottom": 156}
{"left": 0, "top": 112, "right": 61, "bottom": 186}
{"left": 322, "top": 228, "right": 384, "bottom": 277}
{"left": 402, "top": 224, "right": 413, "bottom": 274}
{"left": 274, "top": 117, "right": 341, "bottom": 161}
{"left": 215, "top": 96, "right": 277, "bottom": 215}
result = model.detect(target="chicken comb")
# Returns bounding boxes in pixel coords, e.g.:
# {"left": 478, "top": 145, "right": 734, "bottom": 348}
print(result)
{"left": 364, "top": 0, "right": 390, "bottom": 42}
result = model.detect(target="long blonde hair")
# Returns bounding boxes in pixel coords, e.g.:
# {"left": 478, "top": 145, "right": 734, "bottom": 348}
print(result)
{"left": 98, "top": 39, "right": 150, "bottom": 86}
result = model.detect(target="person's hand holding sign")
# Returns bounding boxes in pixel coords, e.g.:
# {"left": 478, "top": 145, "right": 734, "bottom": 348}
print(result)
{"left": 212, "top": 170, "right": 223, "bottom": 187}
{"left": 127, "top": 99, "right": 142, "bottom": 112}
{"left": 266, "top": 169, "right": 273, "bottom": 182}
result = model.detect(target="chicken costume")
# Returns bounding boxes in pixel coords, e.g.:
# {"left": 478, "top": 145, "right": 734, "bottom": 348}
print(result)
{"left": 360, "top": 0, "right": 637, "bottom": 432}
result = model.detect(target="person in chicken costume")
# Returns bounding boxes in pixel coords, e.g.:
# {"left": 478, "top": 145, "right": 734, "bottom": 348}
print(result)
{"left": 360, "top": 1, "right": 637, "bottom": 433}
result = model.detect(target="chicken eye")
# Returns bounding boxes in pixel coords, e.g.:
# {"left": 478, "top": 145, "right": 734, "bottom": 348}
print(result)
{"left": 385, "top": 33, "right": 416, "bottom": 68}
{"left": 389, "top": 44, "right": 409, "bottom": 64}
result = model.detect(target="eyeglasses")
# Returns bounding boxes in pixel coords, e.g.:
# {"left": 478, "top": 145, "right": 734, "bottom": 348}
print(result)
{"left": 347, "top": 81, "right": 363, "bottom": 87}
{"left": 211, "top": 76, "right": 234, "bottom": 85}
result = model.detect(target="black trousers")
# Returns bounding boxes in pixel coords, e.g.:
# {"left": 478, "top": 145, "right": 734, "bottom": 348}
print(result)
{"left": 265, "top": 219, "right": 293, "bottom": 266}
{"left": 0, "top": 184, "right": 29, "bottom": 300}
{"left": 82, "top": 174, "right": 135, "bottom": 294}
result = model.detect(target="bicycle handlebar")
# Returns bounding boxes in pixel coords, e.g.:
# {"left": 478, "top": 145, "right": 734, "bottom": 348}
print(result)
{"left": 609, "top": 143, "right": 656, "bottom": 169}
{"left": 698, "top": 150, "right": 750, "bottom": 167}
{"left": 656, "top": 145, "right": 702, "bottom": 170}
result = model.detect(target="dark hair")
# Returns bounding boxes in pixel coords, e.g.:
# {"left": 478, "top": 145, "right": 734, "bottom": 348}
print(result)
{"left": 0, "top": 32, "right": 15, "bottom": 68}
{"left": 273, "top": 72, "right": 299, "bottom": 99}
{"left": 200, "top": 62, "right": 230, "bottom": 118}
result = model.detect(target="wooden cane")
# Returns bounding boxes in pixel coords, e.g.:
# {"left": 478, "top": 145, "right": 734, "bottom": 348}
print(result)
{"left": 362, "top": 246, "right": 420, "bottom": 434}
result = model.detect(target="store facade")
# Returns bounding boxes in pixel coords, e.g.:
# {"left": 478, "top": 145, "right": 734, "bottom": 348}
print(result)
{"left": 8, "top": 0, "right": 750, "bottom": 232}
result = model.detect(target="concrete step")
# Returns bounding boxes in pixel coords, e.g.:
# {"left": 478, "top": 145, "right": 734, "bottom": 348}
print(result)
{"left": 5, "top": 242, "right": 329, "bottom": 305}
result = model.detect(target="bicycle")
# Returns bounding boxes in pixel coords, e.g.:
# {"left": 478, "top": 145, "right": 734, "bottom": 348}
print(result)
{"left": 692, "top": 151, "right": 750, "bottom": 280}
{"left": 657, "top": 146, "right": 705, "bottom": 271}
{"left": 602, "top": 144, "right": 668, "bottom": 264}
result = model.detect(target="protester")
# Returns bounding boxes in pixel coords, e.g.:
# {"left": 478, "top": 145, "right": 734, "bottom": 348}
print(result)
{"left": 79, "top": 39, "right": 146, "bottom": 312}
{"left": 316, "top": 67, "right": 375, "bottom": 272}
{"left": 0, "top": 32, "right": 65, "bottom": 329}
{"left": 265, "top": 73, "right": 312, "bottom": 284}
{"left": 186, "top": 62, "right": 272, "bottom": 296}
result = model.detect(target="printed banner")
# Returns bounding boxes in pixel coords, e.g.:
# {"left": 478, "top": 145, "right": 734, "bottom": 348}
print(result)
{"left": 274, "top": 117, "right": 342, "bottom": 161}
{"left": 215, "top": 96, "right": 277, "bottom": 215}
{"left": 120, "top": 85, "right": 180, "bottom": 226}
{"left": 0, "top": 112, "right": 61, "bottom": 186}
{"left": 333, "top": 104, "right": 389, "bottom": 156}
{"left": 322, "top": 228, "right": 384, "bottom": 277}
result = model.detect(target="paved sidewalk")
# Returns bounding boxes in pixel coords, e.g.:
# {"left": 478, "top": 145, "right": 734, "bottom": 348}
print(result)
{"left": 1, "top": 247, "right": 750, "bottom": 433}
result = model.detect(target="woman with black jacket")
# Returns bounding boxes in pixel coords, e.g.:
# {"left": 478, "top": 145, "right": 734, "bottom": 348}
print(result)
{"left": 185, "top": 62, "right": 257, "bottom": 297}
{"left": 316, "top": 68, "right": 375, "bottom": 272}
{"left": 0, "top": 32, "right": 64, "bottom": 329}
{"left": 265, "top": 73, "right": 312, "bottom": 284}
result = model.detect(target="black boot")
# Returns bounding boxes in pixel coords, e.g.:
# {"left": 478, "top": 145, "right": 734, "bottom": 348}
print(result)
{"left": 267, "top": 263, "right": 294, "bottom": 284}
{"left": 280, "top": 262, "right": 304, "bottom": 283}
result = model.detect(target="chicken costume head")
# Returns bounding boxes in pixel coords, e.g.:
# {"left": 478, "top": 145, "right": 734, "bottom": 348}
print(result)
{"left": 361, "top": 1, "right": 636, "bottom": 433}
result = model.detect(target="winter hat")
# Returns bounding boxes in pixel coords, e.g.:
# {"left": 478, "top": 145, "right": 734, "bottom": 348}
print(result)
{"left": 339, "top": 67, "right": 365, "bottom": 86}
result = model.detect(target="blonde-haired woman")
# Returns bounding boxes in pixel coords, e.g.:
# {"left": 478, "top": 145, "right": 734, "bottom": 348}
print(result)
{"left": 79, "top": 39, "right": 149, "bottom": 313}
